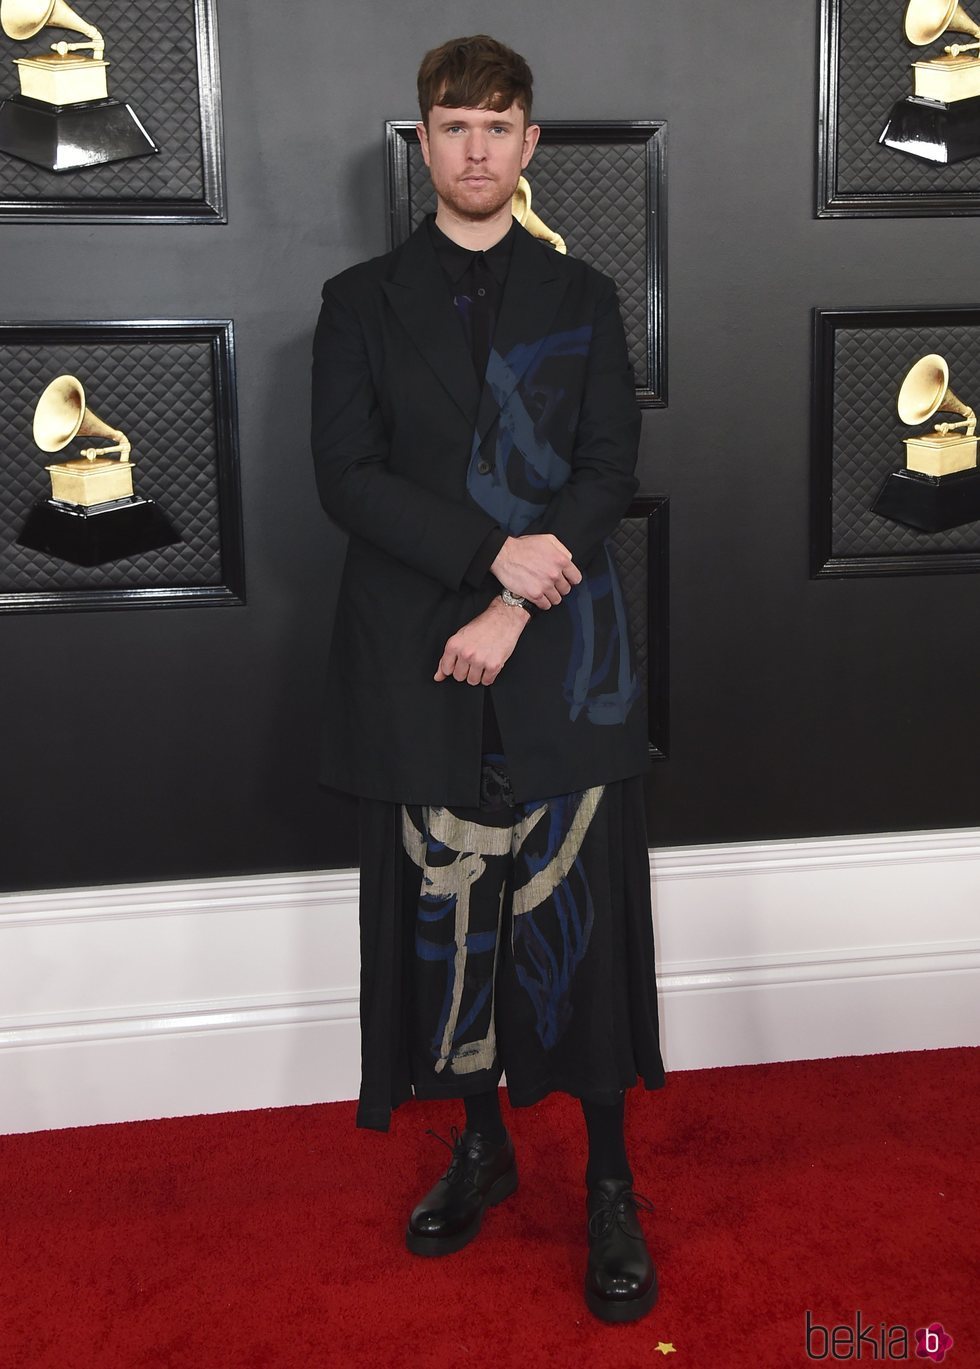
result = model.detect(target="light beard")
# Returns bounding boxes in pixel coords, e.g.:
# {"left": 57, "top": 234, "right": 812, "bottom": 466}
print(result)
{"left": 439, "top": 177, "right": 518, "bottom": 223}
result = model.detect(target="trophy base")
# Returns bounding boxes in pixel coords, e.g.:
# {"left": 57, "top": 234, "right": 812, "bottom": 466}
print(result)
{"left": 878, "top": 93, "right": 980, "bottom": 164}
{"left": 871, "top": 466, "right": 980, "bottom": 532}
{"left": 0, "top": 93, "right": 158, "bottom": 172}
{"left": 17, "top": 495, "right": 181, "bottom": 566}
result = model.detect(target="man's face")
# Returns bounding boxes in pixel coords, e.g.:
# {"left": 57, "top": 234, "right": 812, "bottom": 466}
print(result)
{"left": 417, "top": 101, "right": 540, "bottom": 221}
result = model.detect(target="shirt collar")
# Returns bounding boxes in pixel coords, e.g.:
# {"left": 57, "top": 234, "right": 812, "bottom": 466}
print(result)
{"left": 428, "top": 213, "right": 516, "bottom": 288}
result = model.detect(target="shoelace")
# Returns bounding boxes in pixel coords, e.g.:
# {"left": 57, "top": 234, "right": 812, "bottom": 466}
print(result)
{"left": 425, "top": 1124, "right": 483, "bottom": 1193}
{"left": 587, "top": 1186, "right": 656, "bottom": 1239}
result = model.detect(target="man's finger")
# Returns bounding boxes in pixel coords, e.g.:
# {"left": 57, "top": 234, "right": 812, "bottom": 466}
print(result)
{"left": 435, "top": 645, "right": 456, "bottom": 680}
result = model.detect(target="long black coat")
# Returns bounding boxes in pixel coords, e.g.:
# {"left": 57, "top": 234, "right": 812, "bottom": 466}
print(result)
{"left": 311, "top": 217, "right": 649, "bottom": 805}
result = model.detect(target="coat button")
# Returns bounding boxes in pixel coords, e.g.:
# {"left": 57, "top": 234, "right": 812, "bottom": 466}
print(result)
{"left": 476, "top": 459, "right": 491, "bottom": 475}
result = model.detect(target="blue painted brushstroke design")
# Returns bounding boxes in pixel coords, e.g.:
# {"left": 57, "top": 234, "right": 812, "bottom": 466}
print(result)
{"left": 466, "top": 328, "right": 640, "bottom": 725}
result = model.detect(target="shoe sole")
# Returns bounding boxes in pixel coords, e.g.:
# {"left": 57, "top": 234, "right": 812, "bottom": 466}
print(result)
{"left": 584, "top": 1273, "right": 659, "bottom": 1324}
{"left": 404, "top": 1164, "right": 518, "bottom": 1257}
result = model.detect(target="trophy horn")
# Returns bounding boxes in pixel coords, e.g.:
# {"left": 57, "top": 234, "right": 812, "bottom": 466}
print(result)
{"left": 897, "top": 354, "right": 977, "bottom": 435}
{"left": 0, "top": 0, "right": 103, "bottom": 47}
{"left": 904, "top": 0, "right": 980, "bottom": 45}
{"left": 512, "top": 176, "right": 567, "bottom": 255}
{"left": 33, "top": 374, "right": 131, "bottom": 460}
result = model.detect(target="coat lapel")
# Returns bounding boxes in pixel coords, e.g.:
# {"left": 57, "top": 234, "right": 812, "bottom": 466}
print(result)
{"left": 474, "top": 223, "right": 570, "bottom": 447}
{"left": 381, "top": 218, "right": 570, "bottom": 442}
{"left": 382, "top": 221, "right": 480, "bottom": 425}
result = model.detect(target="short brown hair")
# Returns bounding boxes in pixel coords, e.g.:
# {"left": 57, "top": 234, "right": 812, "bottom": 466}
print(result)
{"left": 417, "top": 35, "right": 533, "bottom": 126}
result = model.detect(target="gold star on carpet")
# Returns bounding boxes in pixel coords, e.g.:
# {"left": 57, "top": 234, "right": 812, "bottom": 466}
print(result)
{"left": 655, "top": 1344, "right": 676, "bottom": 1356}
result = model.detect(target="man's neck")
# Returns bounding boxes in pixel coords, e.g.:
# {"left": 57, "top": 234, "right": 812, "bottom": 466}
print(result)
{"left": 434, "top": 201, "right": 515, "bottom": 252}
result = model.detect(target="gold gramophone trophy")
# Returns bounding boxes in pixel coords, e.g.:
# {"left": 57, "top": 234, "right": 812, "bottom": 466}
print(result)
{"left": 17, "top": 374, "right": 180, "bottom": 565}
{"left": 512, "top": 176, "right": 567, "bottom": 253}
{"left": 871, "top": 354, "right": 980, "bottom": 530}
{"left": 880, "top": 0, "right": 980, "bottom": 162}
{"left": 0, "top": 0, "right": 157, "bottom": 172}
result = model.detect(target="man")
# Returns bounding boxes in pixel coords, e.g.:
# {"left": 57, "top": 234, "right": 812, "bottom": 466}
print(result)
{"left": 311, "top": 34, "right": 665, "bottom": 1324}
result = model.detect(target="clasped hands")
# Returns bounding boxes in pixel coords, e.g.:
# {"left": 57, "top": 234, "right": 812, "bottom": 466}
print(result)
{"left": 434, "top": 533, "right": 581, "bottom": 687}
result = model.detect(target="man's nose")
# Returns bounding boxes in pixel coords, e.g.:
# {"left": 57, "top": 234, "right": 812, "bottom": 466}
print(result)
{"left": 467, "top": 133, "right": 488, "bottom": 160}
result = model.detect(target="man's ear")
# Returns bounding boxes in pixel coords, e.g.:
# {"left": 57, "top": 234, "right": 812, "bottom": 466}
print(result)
{"left": 521, "top": 122, "right": 541, "bottom": 169}
{"left": 416, "top": 121, "right": 430, "bottom": 167}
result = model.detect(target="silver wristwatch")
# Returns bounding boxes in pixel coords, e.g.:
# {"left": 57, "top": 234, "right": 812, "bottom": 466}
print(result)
{"left": 500, "top": 587, "right": 527, "bottom": 608}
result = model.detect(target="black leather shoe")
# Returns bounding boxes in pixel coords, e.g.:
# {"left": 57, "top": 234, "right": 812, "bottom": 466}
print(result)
{"left": 584, "top": 1178, "right": 659, "bottom": 1323}
{"left": 405, "top": 1124, "right": 518, "bottom": 1257}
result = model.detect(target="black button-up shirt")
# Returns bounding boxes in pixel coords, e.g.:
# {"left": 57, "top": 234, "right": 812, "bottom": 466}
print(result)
{"left": 430, "top": 215, "right": 515, "bottom": 383}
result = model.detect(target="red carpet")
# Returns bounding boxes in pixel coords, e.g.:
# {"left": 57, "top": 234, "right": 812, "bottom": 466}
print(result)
{"left": 1, "top": 1047, "right": 975, "bottom": 1369}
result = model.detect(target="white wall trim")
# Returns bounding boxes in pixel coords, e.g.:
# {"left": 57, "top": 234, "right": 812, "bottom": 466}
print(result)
{"left": 649, "top": 825, "right": 980, "bottom": 877}
{"left": 0, "top": 870, "right": 359, "bottom": 929}
{"left": 1, "top": 827, "right": 977, "bottom": 1134}
{"left": 0, "top": 988, "right": 360, "bottom": 1050}
{"left": 2, "top": 946, "right": 976, "bottom": 1048}
{"left": 659, "top": 940, "right": 980, "bottom": 991}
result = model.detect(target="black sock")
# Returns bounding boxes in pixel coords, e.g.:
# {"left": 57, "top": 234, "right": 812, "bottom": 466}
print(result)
{"left": 581, "top": 1091, "right": 633, "bottom": 1189}
{"left": 463, "top": 1086, "right": 507, "bottom": 1146}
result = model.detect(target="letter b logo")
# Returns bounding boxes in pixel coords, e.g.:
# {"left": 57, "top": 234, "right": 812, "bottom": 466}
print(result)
{"left": 805, "top": 1311, "right": 828, "bottom": 1359}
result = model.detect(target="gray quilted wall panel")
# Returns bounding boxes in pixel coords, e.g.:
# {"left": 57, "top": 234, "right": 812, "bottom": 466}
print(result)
{"left": 831, "top": 324, "right": 980, "bottom": 556}
{"left": 835, "top": 0, "right": 980, "bottom": 196}
{"left": 1, "top": 337, "right": 224, "bottom": 594}
{"left": 0, "top": 0, "right": 206, "bottom": 201}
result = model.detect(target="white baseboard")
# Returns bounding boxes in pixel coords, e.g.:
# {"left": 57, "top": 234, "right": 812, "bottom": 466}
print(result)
{"left": 1, "top": 829, "right": 978, "bottom": 1135}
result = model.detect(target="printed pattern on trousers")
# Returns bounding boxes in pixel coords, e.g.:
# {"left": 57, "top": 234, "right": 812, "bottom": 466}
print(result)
{"left": 401, "top": 782, "right": 605, "bottom": 1078}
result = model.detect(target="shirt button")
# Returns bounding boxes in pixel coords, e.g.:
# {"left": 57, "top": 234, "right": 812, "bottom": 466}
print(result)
{"left": 476, "top": 459, "right": 491, "bottom": 475}
{"left": 477, "top": 288, "right": 486, "bottom": 297}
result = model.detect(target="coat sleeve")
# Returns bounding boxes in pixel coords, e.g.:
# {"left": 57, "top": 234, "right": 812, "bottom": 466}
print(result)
{"left": 522, "top": 276, "right": 641, "bottom": 570}
{"left": 311, "top": 281, "right": 503, "bottom": 592}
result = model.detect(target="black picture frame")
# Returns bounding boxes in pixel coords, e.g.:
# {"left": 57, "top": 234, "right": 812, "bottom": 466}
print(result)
{"left": 0, "top": 318, "right": 244, "bottom": 612}
{"left": 385, "top": 119, "right": 667, "bottom": 405}
{"left": 818, "top": 0, "right": 980, "bottom": 217}
{"left": 0, "top": 0, "right": 225, "bottom": 223}
{"left": 611, "top": 494, "right": 669, "bottom": 759}
{"left": 811, "top": 306, "right": 980, "bottom": 577}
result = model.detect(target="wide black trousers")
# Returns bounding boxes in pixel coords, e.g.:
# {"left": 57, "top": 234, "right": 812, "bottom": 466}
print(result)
{"left": 353, "top": 702, "right": 666, "bottom": 1132}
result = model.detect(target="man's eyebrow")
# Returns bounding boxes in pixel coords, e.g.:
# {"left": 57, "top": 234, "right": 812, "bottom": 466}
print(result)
{"left": 433, "top": 112, "right": 516, "bottom": 127}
